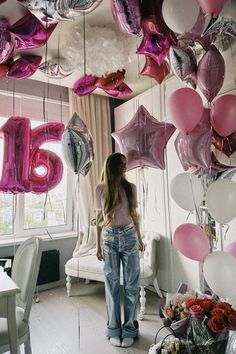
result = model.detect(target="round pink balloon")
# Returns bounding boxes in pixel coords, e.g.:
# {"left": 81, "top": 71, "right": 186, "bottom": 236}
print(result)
{"left": 167, "top": 88, "right": 203, "bottom": 133}
{"left": 197, "top": 0, "right": 227, "bottom": 16}
{"left": 174, "top": 223, "right": 209, "bottom": 262}
{"left": 225, "top": 242, "right": 236, "bottom": 258}
{"left": 211, "top": 95, "right": 236, "bottom": 137}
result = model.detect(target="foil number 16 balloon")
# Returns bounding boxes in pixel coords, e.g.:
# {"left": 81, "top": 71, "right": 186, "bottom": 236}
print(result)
{"left": 0, "top": 116, "right": 64, "bottom": 194}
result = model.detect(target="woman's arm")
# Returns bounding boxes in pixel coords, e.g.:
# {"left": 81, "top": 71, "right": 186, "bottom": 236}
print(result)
{"left": 133, "top": 210, "right": 145, "bottom": 252}
{"left": 96, "top": 210, "right": 103, "bottom": 261}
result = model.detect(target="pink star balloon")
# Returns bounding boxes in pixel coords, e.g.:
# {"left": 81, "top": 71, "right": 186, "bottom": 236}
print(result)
{"left": 112, "top": 105, "right": 176, "bottom": 170}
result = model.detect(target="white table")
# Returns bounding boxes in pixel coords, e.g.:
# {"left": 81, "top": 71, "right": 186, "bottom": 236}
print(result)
{"left": 0, "top": 267, "right": 20, "bottom": 354}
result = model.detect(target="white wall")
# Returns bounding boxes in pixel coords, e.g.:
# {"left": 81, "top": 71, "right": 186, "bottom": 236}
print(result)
{"left": 114, "top": 36, "right": 236, "bottom": 293}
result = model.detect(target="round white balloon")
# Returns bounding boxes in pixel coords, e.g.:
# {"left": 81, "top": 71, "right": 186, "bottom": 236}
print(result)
{"left": 170, "top": 173, "right": 204, "bottom": 211}
{"left": 162, "top": 0, "right": 200, "bottom": 34}
{"left": 203, "top": 251, "right": 236, "bottom": 301}
{"left": 206, "top": 179, "right": 236, "bottom": 224}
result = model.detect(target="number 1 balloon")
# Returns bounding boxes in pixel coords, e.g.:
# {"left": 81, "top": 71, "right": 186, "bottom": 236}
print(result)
{"left": 112, "top": 105, "right": 176, "bottom": 171}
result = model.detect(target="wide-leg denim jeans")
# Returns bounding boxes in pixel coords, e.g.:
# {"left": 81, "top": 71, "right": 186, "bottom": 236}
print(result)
{"left": 102, "top": 223, "right": 140, "bottom": 339}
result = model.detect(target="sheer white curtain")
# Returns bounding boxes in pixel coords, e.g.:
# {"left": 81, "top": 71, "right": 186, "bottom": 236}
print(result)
{"left": 68, "top": 90, "right": 112, "bottom": 234}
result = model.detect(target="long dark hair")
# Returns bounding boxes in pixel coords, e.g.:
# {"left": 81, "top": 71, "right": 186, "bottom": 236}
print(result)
{"left": 101, "top": 153, "right": 136, "bottom": 225}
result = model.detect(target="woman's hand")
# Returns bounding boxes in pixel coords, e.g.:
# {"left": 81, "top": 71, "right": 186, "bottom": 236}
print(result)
{"left": 96, "top": 247, "right": 103, "bottom": 261}
{"left": 138, "top": 240, "right": 145, "bottom": 252}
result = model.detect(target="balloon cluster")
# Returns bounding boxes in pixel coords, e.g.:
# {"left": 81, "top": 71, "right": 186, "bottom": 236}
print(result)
{"left": 173, "top": 222, "right": 236, "bottom": 303}
{"left": 167, "top": 88, "right": 236, "bottom": 176}
{"left": 0, "top": 11, "right": 57, "bottom": 79}
{"left": 112, "top": 105, "right": 176, "bottom": 171}
{"left": 62, "top": 113, "right": 94, "bottom": 176}
{"left": 73, "top": 71, "right": 132, "bottom": 98}
{"left": 111, "top": 0, "right": 235, "bottom": 88}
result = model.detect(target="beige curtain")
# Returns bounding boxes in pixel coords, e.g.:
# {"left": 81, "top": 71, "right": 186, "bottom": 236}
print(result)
{"left": 68, "top": 90, "right": 112, "bottom": 232}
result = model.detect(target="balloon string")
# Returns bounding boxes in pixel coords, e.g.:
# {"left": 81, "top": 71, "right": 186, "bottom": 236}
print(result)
{"left": 83, "top": 13, "right": 86, "bottom": 76}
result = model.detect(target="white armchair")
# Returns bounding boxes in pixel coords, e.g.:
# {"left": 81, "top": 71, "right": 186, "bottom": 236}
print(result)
{"left": 65, "top": 229, "right": 162, "bottom": 320}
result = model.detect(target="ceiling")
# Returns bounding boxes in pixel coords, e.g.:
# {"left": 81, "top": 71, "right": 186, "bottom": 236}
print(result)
{"left": 0, "top": 0, "right": 153, "bottom": 99}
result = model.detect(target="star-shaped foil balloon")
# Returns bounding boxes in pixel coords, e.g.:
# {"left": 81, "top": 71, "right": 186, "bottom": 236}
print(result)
{"left": 137, "top": 30, "right": 176, "bottom": 65}
{"left": 112, "top": 105, "right": 176, "bottom": 170}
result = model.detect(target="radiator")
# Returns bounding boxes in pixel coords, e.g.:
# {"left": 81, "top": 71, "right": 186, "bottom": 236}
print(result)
{"left": 2, "top": 249, "right": 60, "bottom": 285}
{"left": 37, "top": 249, "right": 60, "bottom": 285}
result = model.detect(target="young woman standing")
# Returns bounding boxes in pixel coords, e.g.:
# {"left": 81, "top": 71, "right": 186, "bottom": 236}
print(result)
{"left": 95, "top": 153, "right": 145, "bottom": 348}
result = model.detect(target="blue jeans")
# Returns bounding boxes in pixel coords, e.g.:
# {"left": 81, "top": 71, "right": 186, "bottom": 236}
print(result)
{"left": 102, "top": 223, "right": 140, "bottom": 339}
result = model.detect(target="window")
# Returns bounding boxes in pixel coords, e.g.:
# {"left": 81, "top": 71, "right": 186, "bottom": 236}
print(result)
{"left": 0, "top": 115, "right": 75, "bottom": 238}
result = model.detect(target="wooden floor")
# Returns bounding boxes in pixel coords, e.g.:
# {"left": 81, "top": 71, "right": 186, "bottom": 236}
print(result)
{"left": 22, "top": 281, "right": 164, "bottom": 354}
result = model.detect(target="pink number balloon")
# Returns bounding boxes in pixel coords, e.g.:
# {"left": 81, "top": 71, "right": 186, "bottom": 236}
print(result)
{"left": 30, "top": 123, "right": 65, "bottom": 193}
{"left": 167, "top": 88, "right": 203, "bottom": 133}
{"left": 197, "top": 0, "right": 227, "bottom": 16}
{"left": 211, "top": 94, "right": 236, "bottom": 137}
{"left": 174, "top": 223, "right": 209, "bottom": 262}
{"left": 0, "top": 117, "right": 31, "bottom": 193}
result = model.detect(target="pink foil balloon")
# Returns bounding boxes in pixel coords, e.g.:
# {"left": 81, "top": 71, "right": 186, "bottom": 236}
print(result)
{"left": 137, "top": 30, "right": 176, "bottom": 65}
{"left": 225, "top": 242, "right": 236, "bottom": 258}
{"left": 140, "top": 56, "right": 169, "bottom": 84}
{"left": 197, "top": 0, "right": 227, "bottom": 16}
{"left": 0, "top": 19, "right": 15, "bottom": 64}
{"left": 197, "top": 45, "right": 225, "bottom": 103}
{"left": 211, "top": 95, "right": 236, "bottom": 137}
{"left": 30, "top": 122, "right": 64, "bottom": 193}
{"left": 111, "top": 0, "right": 141, "bottom": 35}
{"left": 0, "top": 117, "right": 31, "bottom": 193}
{"left": 10, "top": 11, "right": 57, "bottom": 49}
{"left": 174, "top": 108, "right": 212, "bottom": 174}
{"left": 140, "top": 0, "right": 167, "bottom": 35}
{"left": 7, "top": 55, "right": 42, "bottom": 79}
{"left": 103, "top": 82, "right": 133, "bottom": 97}
{"left": 167, "top": 88, "right": 203, "bottom": 133}
{"left": 112, "top": 105, "right": 176, "bottom": 170}
{"left": 95, "top": 70, "right": 125, "bottom": 89}
{"left": 174, "top": 223, "right": 209, "bottom": 262}
{"left": 73, "top": 75, "right": 97, "bottom": 96}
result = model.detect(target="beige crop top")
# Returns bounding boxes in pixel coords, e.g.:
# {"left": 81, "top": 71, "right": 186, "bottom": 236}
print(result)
{"left": 95, "top": 182, "right": 138, "bottom": 226}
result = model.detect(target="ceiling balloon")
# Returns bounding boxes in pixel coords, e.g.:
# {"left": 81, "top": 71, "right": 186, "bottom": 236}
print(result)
{"left": 39, "top": 59, "right": 74, "bottom": 79}
{"left": 17, "top": 0, "right": 103, "bottom": 20}
{"left": 137, "top": 30, "right": 176, "bottom": 65}
{"left": 140, "top": 56, "right": 170, "bottom": 84}
{"left": 10, "top": 11, "right": 57, "bottom": 49}
{"left": 111, "top": 0, "right": 142, "bottom": 35}
{"left": 162, "top": 0, "right": 200, "bottom": 34}
{"left": 7, "top": 55, "right": 42, "bottom": 79}
{"left": 0, "top": 19, "right": 15, "bottom": 64}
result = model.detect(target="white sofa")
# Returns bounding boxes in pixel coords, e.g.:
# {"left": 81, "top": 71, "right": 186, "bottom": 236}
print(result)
{"left": 65, "top": 228, "right": 162, "bottom": 320}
